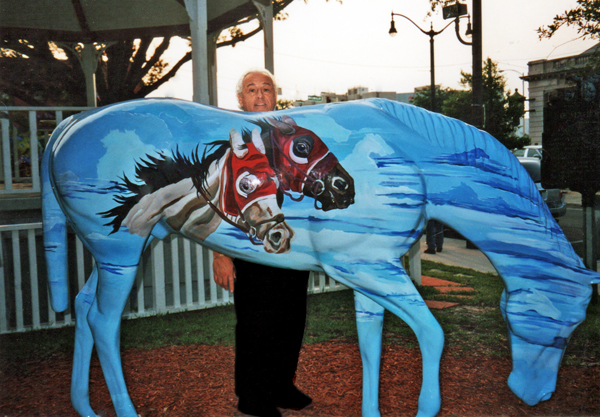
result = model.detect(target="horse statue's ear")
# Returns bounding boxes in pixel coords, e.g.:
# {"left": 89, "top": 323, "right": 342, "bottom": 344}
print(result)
{"left": 267, "top": 117, "right": 296, "bottom": 135}
{"left": 281, "top": 115, "right": 298, "bottom": 127}
{"left": 251, "top": 128, "right": 266, "bottom": 155}
{"left": 230, "top": 128, "right": 248, "bottom": 159}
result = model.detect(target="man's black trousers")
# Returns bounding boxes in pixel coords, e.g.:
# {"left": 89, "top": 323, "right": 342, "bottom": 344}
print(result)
{"left": 233, "top": 259, "right": 309, "bottom": 401}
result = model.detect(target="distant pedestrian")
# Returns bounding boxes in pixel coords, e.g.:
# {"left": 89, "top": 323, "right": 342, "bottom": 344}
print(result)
{"left": 425, "top": 220, "right": 444, "bottom": 254}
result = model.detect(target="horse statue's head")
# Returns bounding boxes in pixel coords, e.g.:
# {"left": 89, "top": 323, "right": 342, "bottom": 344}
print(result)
{"left": 262, "top": 116, "right": 355, "bottom": 211}
{"left": 501, "top": 274, "right": 594, "bottom": 406}
{"left": 220, "top": 128, "right": 294, "bottom": 253}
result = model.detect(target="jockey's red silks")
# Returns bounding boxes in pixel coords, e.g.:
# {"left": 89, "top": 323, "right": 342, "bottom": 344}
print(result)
{"left": 220, "top": 143, "right": 278, "bottom": 219}
{"left": 269, "top": 126, "right": 336, "bottom": 192}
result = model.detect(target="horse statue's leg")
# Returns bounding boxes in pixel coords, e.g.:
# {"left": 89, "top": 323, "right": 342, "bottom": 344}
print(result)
{"left": 354, "top": 291, "right": 384, "bottom": 417}
{"left": 71, "top": 265, "right": 99, "bottom": 416}
{"left": 86, "top": 258, "right": 140, "bottom": 417}
{"left": 331, "top": 261, "right": 444, "bottom": 417}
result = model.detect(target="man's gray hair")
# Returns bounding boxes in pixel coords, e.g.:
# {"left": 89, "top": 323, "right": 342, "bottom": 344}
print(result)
{"left": 236, "top": 68, "right": 278, "bottom": 97}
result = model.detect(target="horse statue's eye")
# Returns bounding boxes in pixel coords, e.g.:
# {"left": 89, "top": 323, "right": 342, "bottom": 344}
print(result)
{"left": 236, "top": 173, "right": 261, "bottom": 198}
{"left": 291, "top": 135, "right": 314, "bottom": 164}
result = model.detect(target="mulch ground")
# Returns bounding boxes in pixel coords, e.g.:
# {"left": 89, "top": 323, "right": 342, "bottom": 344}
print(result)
{"left": 1, "top": 340, "right": 598, "bottom": 417}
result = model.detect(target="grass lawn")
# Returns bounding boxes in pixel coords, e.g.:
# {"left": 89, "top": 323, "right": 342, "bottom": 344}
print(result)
{"left": 1, "top": 260, "right": 598, "bottom": 367}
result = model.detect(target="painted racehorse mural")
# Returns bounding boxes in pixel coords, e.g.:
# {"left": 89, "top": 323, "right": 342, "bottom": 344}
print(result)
{"left": 242, "top": 116, "right": 355, "bottom": 211}
{"left": 100, "top": 127, "right": 294, "bottom": 252}
{"left": 42, "top": 98, "right": 600, "bottom": 417}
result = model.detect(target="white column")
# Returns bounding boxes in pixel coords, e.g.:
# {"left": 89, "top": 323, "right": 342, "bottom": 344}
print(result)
{"left": 80, "top": 43, "right": 98, "bottom": 107}
{"left": 252, "top": 0, "right": 275, "bottom": 74}
{"left": 184, "top": 0, "right": 211, "bottom": 104}
{"left": 208, "top": 31, "right": 219, "bottom": 106}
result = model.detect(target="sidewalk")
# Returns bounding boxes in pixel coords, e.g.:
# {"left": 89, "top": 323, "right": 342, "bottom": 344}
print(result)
{"left": 419, "top": 236, "right": 497, "bottom": 275}
{"left": 418, "top": 188, "right": 583, "bottom": 275}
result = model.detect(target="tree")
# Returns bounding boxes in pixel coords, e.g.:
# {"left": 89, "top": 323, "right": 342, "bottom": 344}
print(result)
{"left": 276, "top": 98, "right": 295, "bottom": 110}
{"left": 538, "top": 0, "right": 600, "bottom": 40}
{"left": 538, "top": 0, "right": 600, "bottom": 74}
{"left": 440, "top": 89, "right": 471, "bottom": 121}
{"left": 410, "top": 58, "right": 528, "bottom": 149}
{"left": 409, "top": 85, "right": 450, "bottom": 112}
{"left": 0, "top": 0, "right": 301, "bottom": 106}
{"left": 0, "top": 39, "right": 87, "bottom": 106}
{"left": 459, "top": 59, "right": 527, "bottom": 149}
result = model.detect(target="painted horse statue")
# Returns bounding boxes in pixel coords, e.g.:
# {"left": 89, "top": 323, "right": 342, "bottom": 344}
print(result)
{"left": 41, "top": 98, "right": 600, "bottom": 417}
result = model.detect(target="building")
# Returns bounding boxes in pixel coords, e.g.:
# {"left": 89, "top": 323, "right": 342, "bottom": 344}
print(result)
{"left": 294, "top": 87, "right": 405, "bottom": 107}
{"left": 523, "top": 43, "right": 600, "bottom": 144}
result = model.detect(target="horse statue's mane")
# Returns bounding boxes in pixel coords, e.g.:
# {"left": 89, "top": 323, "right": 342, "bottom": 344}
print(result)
{"left": 100, "top": 140, "right": 230, "bottom": 234}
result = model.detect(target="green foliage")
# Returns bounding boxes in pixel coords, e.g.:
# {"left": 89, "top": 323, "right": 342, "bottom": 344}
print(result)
{"left": 0, "top": 39, "right": 87, "bottom": 106}
{"left": 409, "top": 85, "right": 450, "bottom": 112}
{"left": 537, "top": 0, "right": 600, "bottom": 75}
{"left": 276, "top": 98, "right": 295, "bottom": 110}
{"left": 440, "top": 89, "right": 471, "bottom": 121}
{"left": 538, "top": 0, "right": 600, "bottom": 40}
{"left": 410, "top": 58, "right": 527, "bottom": 149}
{"left": 0, "top": 38, "right": 190, "bottom": 106}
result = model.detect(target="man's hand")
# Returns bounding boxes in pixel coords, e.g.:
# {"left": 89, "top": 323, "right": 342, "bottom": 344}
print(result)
{"left": 213, "top": 252, "right": 236, "bottom": 292}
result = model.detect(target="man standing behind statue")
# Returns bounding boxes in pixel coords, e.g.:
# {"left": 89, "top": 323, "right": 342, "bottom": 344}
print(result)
{"left": 212, "top": 68, "right": 312, "bottom": 417}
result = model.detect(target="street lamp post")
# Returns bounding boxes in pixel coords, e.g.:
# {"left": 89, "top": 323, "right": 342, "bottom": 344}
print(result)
{"left": 389, "top": 6, "right": 472, "bottom": 114}
{"left": 389, "top": 13, "right": 454, "bottom": 113}
{"left": 471, "top": 0, "right": 483, "bottom": 129}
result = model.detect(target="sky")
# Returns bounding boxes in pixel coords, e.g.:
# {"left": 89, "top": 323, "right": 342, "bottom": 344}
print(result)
{"left": 149, "top": 0, "right": 599, "bottom": 110}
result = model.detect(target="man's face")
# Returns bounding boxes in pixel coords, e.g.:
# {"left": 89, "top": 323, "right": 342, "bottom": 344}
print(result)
{"left": 238, "top": 72, "right": 277, "bottom": 113}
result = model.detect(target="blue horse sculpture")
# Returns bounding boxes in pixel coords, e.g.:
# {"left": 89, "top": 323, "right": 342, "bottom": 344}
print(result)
{"left": 42, "top": 98, "right": 599, "bottom": 417}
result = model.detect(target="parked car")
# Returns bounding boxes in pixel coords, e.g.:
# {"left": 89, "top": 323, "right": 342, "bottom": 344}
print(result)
{"left": 512, "top": 145, "right": 543, "bottom": 159}
{"left": 518, "top": 157, "right": 567, "bottom": 219}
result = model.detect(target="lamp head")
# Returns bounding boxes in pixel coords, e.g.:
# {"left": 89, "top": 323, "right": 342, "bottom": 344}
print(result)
{"left": 465, "top": 16, "right": 473, "bottom": 37}
{"left": 389, "top": 17, "right": 397, "bottom": 37}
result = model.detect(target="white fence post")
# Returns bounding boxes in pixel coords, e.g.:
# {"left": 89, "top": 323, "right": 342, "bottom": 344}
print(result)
{"left": 152, "top": 240, "right": 166, "bottom": 314}
{"left": 1, "top": 118, "right": 11, "bottom": 191}
{"left": 28, "top": 111, "right": 41, "bottom": 193}
{"left": 407, "top": 241, "right": 422, "bottom": 285}
{"left": 0, "top": 232, "right": 7, "bottom": 332}
{"left": 1, "top": 225, "right": 346, "bottom": 334}
{"left": 0, "top": 106, "right": 92, "bottom": 196}
{"left": 183, "top": 239, "right": 193, "bottom": 307}
{"left": 27, "top": 229, "right": 41, "bottom": 330}
{"left": 196, "top": 245, "right": 206, "bottom": 306}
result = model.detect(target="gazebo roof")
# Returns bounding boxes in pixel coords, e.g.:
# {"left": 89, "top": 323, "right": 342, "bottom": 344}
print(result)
{"left": 0, "top": 0, "right": 263, "bottom": 42}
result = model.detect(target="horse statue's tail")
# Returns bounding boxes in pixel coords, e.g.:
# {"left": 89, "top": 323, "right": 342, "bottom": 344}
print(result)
{"left": 41, "top": 117, "right": 76, "bottom": 313}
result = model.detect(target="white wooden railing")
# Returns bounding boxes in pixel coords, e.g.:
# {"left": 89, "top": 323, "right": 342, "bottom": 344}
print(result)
{"left": 0, "top": 222, "right": 345, "bottom": 334}
{"left": 0, "top": 106, "right": 92, "bottom": 194}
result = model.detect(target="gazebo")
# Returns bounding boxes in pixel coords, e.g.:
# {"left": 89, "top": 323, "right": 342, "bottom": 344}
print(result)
{"left": 0, "top": 0, "right": 278, "bottom": 106}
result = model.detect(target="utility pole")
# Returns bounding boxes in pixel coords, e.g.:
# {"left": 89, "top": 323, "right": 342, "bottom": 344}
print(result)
{"left": 471, "top": 0, "right": 483, "bottom": 129}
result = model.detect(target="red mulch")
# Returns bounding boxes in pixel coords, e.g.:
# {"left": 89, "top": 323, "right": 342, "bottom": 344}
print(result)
{"left": 1, "top": 341, "right": 598, "bottom": 417}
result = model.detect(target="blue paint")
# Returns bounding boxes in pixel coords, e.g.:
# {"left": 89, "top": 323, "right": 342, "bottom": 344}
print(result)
{"left": 41, "top": 98, "right": 599, "bottom": 417}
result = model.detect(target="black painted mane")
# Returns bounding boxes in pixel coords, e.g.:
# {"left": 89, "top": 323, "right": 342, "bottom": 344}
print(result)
{"left": 242, "top": 118, "right": 278, "bottom": 165}
{"left": 241, "top": 118, "right": 275, "bottom": 139}
{"left": 100, "top": 141, "right": 229, "bottom": 234}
